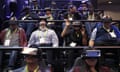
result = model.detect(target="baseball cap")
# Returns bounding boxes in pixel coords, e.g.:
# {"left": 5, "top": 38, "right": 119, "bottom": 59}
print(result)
{"left": 102, "top": 15, "right": 112, "bottom": 23}
{"left": 22, "top": 47, "right": 38, "bottom": 55}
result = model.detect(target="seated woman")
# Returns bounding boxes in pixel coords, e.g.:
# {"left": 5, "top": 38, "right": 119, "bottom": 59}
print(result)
{"left": 69, "top": 49, "right": 116, "bottom": 72}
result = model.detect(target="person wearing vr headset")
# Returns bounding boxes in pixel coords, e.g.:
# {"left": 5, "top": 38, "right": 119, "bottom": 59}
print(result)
{"left": 13, "top": 48, "right": 51, "bottom": 72}
{"left": 89, "top": 15, "right": 120, "bottom": 47}
{"left": 64, "top": 5, "right": 81, "bottom": 21}
{"left": 28, "top": 17, "right": 58, "bottom": 66}
{"left": 69, "top": 49, "right": 115, "bottom": 72}
{"left": 61, "top": 19, "right": 87, "bottom": 46}
{"left": 28, "top": 17, "right": 58, "bottom": 47}
{"left": 0, "top": 17, "right": 27, "bottom": 46}
{"left": 61, "top": 20, "right": 87, "bottom": 69}
{"left": 0, "top": 17, "right": 27, "bottom": 70}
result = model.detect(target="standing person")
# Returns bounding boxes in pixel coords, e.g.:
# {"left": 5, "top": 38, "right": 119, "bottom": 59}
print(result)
{"left": 0, "top": 17, "right": 27, "bottom": 69}
{"left": 28, "top": 17, "right": 59, "bottom": 66}
{"left": 69, "top": 49, "right": 115, "bottom": 72}
{"left": 13, "top": 48, "right": 51, "bottom": 72}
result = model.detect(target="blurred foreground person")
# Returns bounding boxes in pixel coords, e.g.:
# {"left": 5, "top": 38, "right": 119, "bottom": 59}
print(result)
{"left": 13, "top": 48, "right": 51, "bottom": 72}
{"left": 69, "top": 49, "right": 115, "bottom": 72}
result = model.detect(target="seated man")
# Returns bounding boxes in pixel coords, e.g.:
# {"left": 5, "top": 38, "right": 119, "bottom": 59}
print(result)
{"left": 61, "top": 20, "right": 87, "bottom": 69}
{"left": 28, "top": 17, "right": 59, "bottom": 65}
{"left": 0, "top": 17, "right": 27, "bottom": 69}
{"left": 61, "top": 20, "right": 87, "bottom": 46}
{"left": 13, "top": 48, "right": 51, "bottom": 72}
{"left": 44, "top": 7, "right": 55, "bottom": 29}
{"left": 28, "top": 17, "right": 58, "bottom": 47}
{"left": 89, "top": 16, "right": 120, "bottom": 47}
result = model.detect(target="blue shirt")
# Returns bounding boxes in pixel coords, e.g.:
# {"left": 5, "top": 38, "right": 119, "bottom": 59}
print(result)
{"left": 28, "top": 29, "right": 59, "bottom": 47}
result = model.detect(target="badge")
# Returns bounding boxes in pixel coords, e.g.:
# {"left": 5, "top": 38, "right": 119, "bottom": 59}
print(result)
{"left": 69, "top": 18, "right": 73, "bottom": 21}
{"left": 40, "top": 38, "right": 46, "bottom": 44}
{"left": 109, "top": 32, "right": 116, "bottom": 38}
{"left": 4, "top": 39, "right": 10, "bottom": 46}
{"left": 70, "top": 42, "right": 77, "bottom": 47}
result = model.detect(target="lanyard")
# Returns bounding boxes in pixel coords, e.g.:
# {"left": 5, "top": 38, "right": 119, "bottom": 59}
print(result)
{"left": 39, "top": 29, "right": 48, "bottom": 38}
{"left": 103, "top": 26, "right": 114, "bottom": 33}
{"left": 6, "top": 28, "right": 18, "bottom": 39}
{"left": 88, "top": 13, "right": 95, "bottom": 20}
{"left": 25, "top": 65, "right": 39, "bottom": 72}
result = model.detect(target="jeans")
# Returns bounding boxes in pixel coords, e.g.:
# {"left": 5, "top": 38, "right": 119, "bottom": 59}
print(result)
{"left": 85, "top": 22, "right": 97, "bottom": 39}
{"left": 19, "top": 22, "right": 36, "bottom": 41}
{"left": 8, "top": 51, "right": 18, "bottom": 68}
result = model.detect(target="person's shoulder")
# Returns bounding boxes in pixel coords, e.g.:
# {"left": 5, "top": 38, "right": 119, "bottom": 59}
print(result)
{"left": 48, "top": 29, "right": 55, "bottom": 32}
{"left": 18, "top": 27, "right": 25, "bottom": 31}
{"left": 32, "top": 30, "right": 40, "bottom": 34}
{"left": 13, "top": 66, "right": 25, "bottom": 72}
{"left": 1, "top": 28, "right": 9, "bottom": 33}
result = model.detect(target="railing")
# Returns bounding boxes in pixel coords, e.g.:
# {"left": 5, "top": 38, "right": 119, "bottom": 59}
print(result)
{"left": 0, "top": 46, "right": 120, "bottom": 50}
{"left": 4, "top": 20, "right": 120, "bottom": 23}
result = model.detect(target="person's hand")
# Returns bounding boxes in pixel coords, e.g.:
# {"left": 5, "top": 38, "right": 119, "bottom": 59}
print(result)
{"left": 81, "top": 27, "right": 86, "bottom": 35}
{"left": 64, "top": 19, "right": 70, "bottom": 26}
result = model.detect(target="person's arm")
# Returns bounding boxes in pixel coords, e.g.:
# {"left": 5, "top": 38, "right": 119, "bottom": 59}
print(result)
{"left": 89, "top": 28, "right": 97, "bottom": 47}
{"left": 0, "top": 29, "right": 7, "bottom": 45}
{"left": 61, "top": 19, "right": 70, "bottom": 37}
{"left": 51, "top": 30, "right": 59, "bottom": 47}
{"left": 27, "top": 32, "right": 36, "bottom": 47}
{"left": 19, "top": 28, "right": 27, "bottom": 46}
{"left": 89, "top": 40, "right": 94, "bottom": 47}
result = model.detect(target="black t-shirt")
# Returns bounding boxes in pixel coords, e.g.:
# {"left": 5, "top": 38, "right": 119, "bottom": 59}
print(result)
{"left": 64, "top": 29, "right": 83, "bottom": 46}
{"left": 64, "top": 12, "right": 81, "bottom": 20}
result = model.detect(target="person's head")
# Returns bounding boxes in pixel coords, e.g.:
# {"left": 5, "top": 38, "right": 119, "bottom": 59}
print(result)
{"left": 68, "top": 5, "right": 77, "bottom": 13}
{"left": 32, "top": 0, "right": 38, "bottom": 5}
{"left": 81, "top": 0, "right": 88, "bottom": 8}
{"left": 22, "top": 48, "right": 42, "bottom": 64}
{"left": 102, "top": 15, "right": 112, "bottom": 26}
{"left": 72, "top": 21, "right": 82, "bottom": 31}
{"left": 82, "top": 49, "right": 101, "bottom": 67}
{"left": 9, "top": 17, "right": 18, "bottom": 30}
{"left": 22, "top": 6, "right": 30, "bottom": 14}
{"left": 45, "top": 7, "right": 52, "bottom": 15}
{"left": 38, "top": 17, "right": 47, "bottom": 31}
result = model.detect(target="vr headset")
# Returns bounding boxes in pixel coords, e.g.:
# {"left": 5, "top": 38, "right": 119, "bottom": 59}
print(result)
{"left": 82, "top": 50, "right": 101, "bottom": 58}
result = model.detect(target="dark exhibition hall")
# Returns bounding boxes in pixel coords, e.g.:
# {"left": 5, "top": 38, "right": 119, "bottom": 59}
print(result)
{"left": 0, "top": 0, "right": 120, "bottom": 72}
